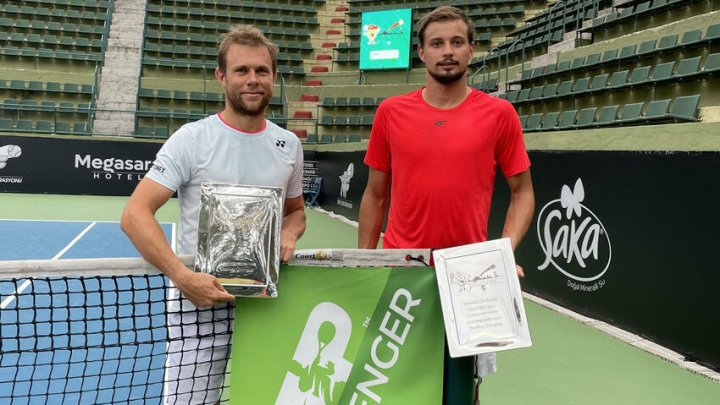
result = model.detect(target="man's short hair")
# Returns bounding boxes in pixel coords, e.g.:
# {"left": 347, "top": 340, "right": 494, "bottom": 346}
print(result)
{"left": 217, "top": 25, "right": 279, "bottom": 74}
{"left": 417, "top": 6, "right": 475, "bottom": 47}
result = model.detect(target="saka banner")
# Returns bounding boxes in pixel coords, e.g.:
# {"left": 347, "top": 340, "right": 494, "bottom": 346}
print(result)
{"left": 230, "top": 265, "right": 444, "bottom": 404}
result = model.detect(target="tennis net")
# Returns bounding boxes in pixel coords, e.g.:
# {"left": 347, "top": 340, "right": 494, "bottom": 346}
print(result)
{"left": 0, "top": 256, "right": 232, "bottom": 405}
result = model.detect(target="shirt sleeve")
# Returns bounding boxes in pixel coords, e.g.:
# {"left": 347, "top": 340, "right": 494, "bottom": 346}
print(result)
{"left": 144, "top": 127, "right": 194, "bottom": 191}
{"left": 363, "top": 100, "right": 391, "bottom": 173}
{"left": 286, "top": 141, "right": 304, "bottom": 198}
{"left": 494, "top": 100, "right": 531, "bottom": 178}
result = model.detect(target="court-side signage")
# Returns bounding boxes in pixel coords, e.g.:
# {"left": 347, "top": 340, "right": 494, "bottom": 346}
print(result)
{"left": 0, "top": 135, "right": 161, "bottom": 195}
{"left": 536, "top": 178, "right": 612, "bottom": 291}
{"left": 230, "top": 265, "right": 444, "bottom": 404}
{"left": 311, "top": 151, "right": 368, "bottom": 221}
{"left": 487, "top": 150, "right": 720, "bottom": 370}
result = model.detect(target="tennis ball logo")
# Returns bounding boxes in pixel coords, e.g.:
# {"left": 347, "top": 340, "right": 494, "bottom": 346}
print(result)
{"left": 0, "top": 144, "right": 22, "bottom": 170}
{"left": 339, "top": 163, "right": 354, "bottom": 199}
{"left": 276, "top": 302, "right": 353, "bottom": 405}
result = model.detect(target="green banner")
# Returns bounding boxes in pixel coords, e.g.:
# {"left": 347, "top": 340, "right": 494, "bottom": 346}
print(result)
{"left": 230, "top": 265, "right": 444, "bottom": 404}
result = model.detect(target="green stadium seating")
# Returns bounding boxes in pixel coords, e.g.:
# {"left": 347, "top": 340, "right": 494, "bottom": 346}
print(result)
{"left": 572, "top": 77, "right": 590, "bottom": 94}
{"left": 539, "top": 112, "right": 559, "bottom": 131}
{"left": 674, "top": 56, "right": 701, "bottom": 79}
{"left": 650, "top": 61, "right": 675, "bottom": 82}
{"left": 618, "top": 102, "right": 644, "bottom": 123}
{"left": 704, "top": 53, "right": 720, "bottom": 73}
{"left": 596, "top": 105, "right": 619, "bottom": 126}
{"left": 628, "top": 66, "right": 651, "bottom": 86}
{"left": 644, "top": 99, "right": 671, "bottom": 120}
{"left": 334, "top": 134, "right": 348, "bottom": 143}
{"left": 525, "top": 113, "right": 543, "bottom": 131}
{"left": 608, "top": 70, "right": 629, "bottom": 88}
{"left": 348, "top": 134, "right": 362, "bottom": 143}
{"left": 556, "top": 80, "right": 573, "bottom": 97}
{"left": 588, "top": 74, "right": 609, "bottom": 92}
{"left": 557, "top": 110, "right": 577, "bottom": 129}
{"left": 0, "top": 118, "right": 12, "bottom": 130}
{"left": 667, "top": 95, "right": 701, "bottom": 121}
{"left": 575, "top": 107, "right": 597, "bottom": 128}
{"left": 319, "top": 134, "right": 332, "bottom": 143}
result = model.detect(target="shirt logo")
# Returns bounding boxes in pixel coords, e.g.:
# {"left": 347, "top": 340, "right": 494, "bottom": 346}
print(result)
{"left": 276, "top": 140, "right": 286, "bottom": 148}
{"left": 434, "top": 120, "right": 446, "bottom": 127}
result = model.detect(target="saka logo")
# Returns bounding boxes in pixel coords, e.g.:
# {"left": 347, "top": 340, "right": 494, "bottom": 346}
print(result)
{"left": 536, "top": 179, "right": 612, "bottom": 292}
{"left": 337, "top": 163, "right": 354, "bottom": 209}
{"left": 276, "top": 302, "right": 353, "bottom": 405}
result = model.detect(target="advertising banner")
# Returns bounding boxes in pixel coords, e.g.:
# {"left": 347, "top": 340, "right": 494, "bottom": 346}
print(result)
{"left": 487, "top": 150, "right": 720, "bottom": 369}
{"left": 313, "top": 151, "right": 368, "bottom": 221}
{"left": 0, "top": 134, "right": 161, "bottom": 196}
{"left": 230, "top": 265, "right": 444, "bottom": 404}
{"left": 359, "top": 9, "right": 413, "bottom": 70}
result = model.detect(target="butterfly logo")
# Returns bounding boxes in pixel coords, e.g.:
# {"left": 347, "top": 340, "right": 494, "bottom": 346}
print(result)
{"left": 560, "top": 178, "right": 584, "bottom": 219}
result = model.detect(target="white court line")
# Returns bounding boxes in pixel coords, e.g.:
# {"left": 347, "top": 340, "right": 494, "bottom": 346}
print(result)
{"left": 0, "top": 221, "right": 97, "bottom": 310}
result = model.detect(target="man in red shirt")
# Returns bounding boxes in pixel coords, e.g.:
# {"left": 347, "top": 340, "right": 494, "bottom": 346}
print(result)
{"left": 358, "top": 6, "right": 535, "bottom": 404}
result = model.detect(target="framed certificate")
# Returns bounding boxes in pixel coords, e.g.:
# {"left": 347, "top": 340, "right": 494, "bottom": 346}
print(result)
{"left": 432, "top": 238, "right": 532, "bottom": 357}
{"left": 195, "top": 183, "right": 282, "bottom": 297}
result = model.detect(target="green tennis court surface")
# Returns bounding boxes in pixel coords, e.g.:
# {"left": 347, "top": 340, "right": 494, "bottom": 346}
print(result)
{"left": 1, "top": 193, "right": 718, "bottom": 404}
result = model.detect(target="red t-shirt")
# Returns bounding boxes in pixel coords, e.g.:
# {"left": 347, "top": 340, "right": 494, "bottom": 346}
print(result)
{"left": 364, "top": 88, "right": 530, "bottom": 249}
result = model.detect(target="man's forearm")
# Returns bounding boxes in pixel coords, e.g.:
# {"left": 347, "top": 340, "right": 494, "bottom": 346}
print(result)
{"left": 282, "top": 208, "right": 306, "bottom": 242}
{"left": 501, "top": 187, "right": 535, "bottom": 251}
{"left": 358, "top": 193, "right": 386, "bottom": 249}
{"left": 121, "top": 207, "right": 188, "bottom": 281}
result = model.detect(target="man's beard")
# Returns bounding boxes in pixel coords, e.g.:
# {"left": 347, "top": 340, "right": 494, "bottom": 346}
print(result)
{"left": 226, "top": 89, "right": 271, "bottom": 116}
{"left": 428, "top": 65, "right": 466, "bottom": 85}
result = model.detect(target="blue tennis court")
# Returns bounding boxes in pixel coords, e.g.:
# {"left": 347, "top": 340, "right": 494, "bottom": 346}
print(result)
{"left": 0, "top": 219, "right": 175, "bottom": 405}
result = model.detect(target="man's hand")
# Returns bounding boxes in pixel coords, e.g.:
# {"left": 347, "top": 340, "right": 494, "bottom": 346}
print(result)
{"left": 280, "top": 229, "right": 297, "bottom": 262}
{"left": 516, "top": 264, "right": 525, "bottom": 278}
{"left": 173, "top": 270, "right": 235, "bottom": 307}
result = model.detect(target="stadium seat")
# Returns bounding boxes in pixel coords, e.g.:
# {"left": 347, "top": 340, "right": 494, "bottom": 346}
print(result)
{"left": 556, "top": 80, "right": 573, "bottom": 97}
{"left": 539, "top": 112, "right": 559, "bottom": 131}
{"left": 524, "top": 113, "right": 543, "bottom": 131}
{"left": 13, "top": 120, "right": 31, "bottom": 131}
{"left": 618, "top": 102, "right": 644, "bottom": 124}
{"left": 556, "top": 110, "right": 577, "bottom": 129}
{"left": 644, "top": 99, "right": 671, "bottom": 121}
{"left": 703, "top": 53, "right": 720, "bottom": 73}
{"left": 319, "top": 134, "right": 332, "bottom": 143}
{"left": 650, "top": 61, "right": 675, "bottom": 82}
{"left": 0, "top": 118, "right": 12, "bottom": 131}
{"left": 628, "top": 66, "right": 651, "bottom": 86}
{"left": 334, "top": 134, "right": 348, "bottom": 143}
{"left": 608, "top": 70, "right": 629, "bottom": 88}
{"left": 668, "top": 95, "right": 701, "bottom": 121}
{"left": 656, "top": 34, "right": 678, "bottom": 52}
{"left": 348, "top": 134, "right": 362, "bottom": 142}
{"left": 574, "top": 107, "right": 597, "bottom": 128}
{"left": 596, "top": 105, "right": 619, "bottom": 126}
{"left": 572, "top": 77, "right": 590, "bottom": 94}
{"left": 674, "top": 56, "right": 701, "bottom": 79}
{"left": 588, "top": 74, "right": 609, "bottom": 92}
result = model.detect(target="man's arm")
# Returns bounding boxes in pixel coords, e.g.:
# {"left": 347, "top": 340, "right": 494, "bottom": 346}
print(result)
{"left": 358, "top": 168, "right": 390, "bottom": 249}
{"left": 281, "top": 195, "right": 306, "bottom": 262}
{"left": 121, "top": 178, "right": 235, "bottom": 306}
{"left": 502, "top": 169, "right": 535, "bottom": 277}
